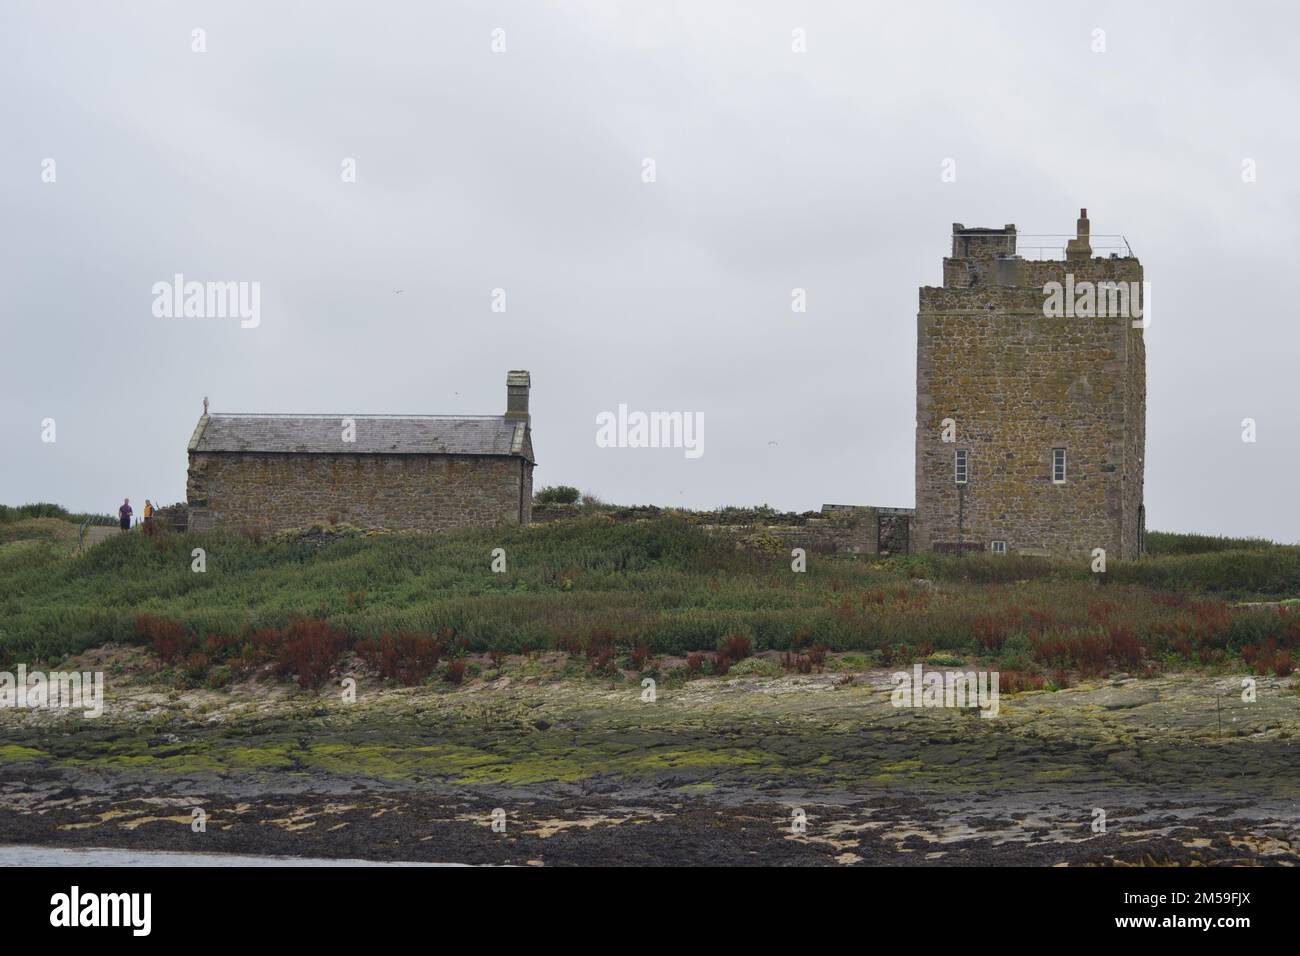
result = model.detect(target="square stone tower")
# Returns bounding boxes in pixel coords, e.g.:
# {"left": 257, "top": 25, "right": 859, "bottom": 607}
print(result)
{"left": 913, "top": 211, "right": 1146, "bottom": 560}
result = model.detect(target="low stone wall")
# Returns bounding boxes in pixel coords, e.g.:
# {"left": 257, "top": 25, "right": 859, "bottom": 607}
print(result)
{"left": 705, "top": 509, "right": 876, "bottom": 557}
{"left": 150, "top": 503, "right": 189, "bottom": 533}
{"left": 532, "top": 504, "right": 912, "bottom": 557}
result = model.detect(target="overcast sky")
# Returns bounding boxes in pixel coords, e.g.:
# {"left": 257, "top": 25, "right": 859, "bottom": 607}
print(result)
{"left": 2, "top": 1, "right": 1296, "bottom": 541}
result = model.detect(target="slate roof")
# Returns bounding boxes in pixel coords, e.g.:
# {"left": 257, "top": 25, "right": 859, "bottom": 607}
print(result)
{"left": 189, "top": 414, "right": 533, "bottom": 462}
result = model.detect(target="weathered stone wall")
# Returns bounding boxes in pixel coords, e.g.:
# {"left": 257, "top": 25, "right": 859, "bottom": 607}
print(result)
{"left": 520, "top": 461, "right": 533, "bottom": 525}
{"left": 151, "top": 502, "right": 189, "bottom": 533}
{"left": 942, "top": 254, "right": 1141, "bottom": 291}
{"left": 187, "top": 452, "right": 532, "bottom": 533}
{"left": 1123, "top": 308, "right": 1147, "bottom": 555}
{"left": 714, "top": 507, "right": 879, "bottom": 556}
{"left": 914, "top": 246, "right": 1144, "bottom": 560}
{"left": 530, "top": 504, "right": 907, "bottom": 557}
{"left": 519, "top": 435, "right": 534, "bottom": 525}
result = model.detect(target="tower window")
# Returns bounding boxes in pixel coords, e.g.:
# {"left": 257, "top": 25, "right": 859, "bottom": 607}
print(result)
{"left": 990, "top": 540, "right": 1007, "bottom": 555}
{"left": 1052, "top": 448, "right": 1067, "bottom": 484}
{"left": 954, "top": 449, "right": 968, "bottom": 485}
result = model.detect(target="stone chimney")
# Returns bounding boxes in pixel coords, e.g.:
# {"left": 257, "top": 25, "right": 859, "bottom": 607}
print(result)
{"left": 505, "top": 370, "right": 531, "bottom": 425}
{"left": 1066, "top": 207, "right": 1092, "bottom": 260}
{"left": 951, "top": 223, "right": 1017, "bottom": 259}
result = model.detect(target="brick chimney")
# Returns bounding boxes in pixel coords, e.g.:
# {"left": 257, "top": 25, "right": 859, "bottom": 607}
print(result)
{"left": 505, "top": 370, "right": 531, "bottom": 425}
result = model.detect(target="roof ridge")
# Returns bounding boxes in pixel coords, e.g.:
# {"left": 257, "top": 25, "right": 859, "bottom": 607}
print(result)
{"left": 207, "top": 413, "right": 507, "bottom": 420}
{"left": 190, "top": 414, "right": 534, "bottom": 462}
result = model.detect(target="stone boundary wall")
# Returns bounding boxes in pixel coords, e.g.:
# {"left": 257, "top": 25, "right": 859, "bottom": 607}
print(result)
{"left": 532, "top": 504, "right": 913, "bottom": 557}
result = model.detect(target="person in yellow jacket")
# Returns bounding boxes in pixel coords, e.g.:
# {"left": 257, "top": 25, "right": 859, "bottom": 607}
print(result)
{"left": 143, "top": 500, "right": 155, "bottom": 526}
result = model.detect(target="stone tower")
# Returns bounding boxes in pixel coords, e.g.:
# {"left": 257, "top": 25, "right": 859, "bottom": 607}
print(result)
{"left": 913, "top": 211, "right": 1146, "bottom": 560}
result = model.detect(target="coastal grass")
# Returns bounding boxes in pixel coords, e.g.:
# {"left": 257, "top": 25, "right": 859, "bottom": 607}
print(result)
{"left": 1, "top": 514, "right": 1298, "bottom": 678}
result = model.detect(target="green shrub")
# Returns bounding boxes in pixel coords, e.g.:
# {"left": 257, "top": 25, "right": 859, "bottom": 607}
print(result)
{"left": 1000, "top": 633, "right": 1034, "bottom": 670}
{"left": 534, "top": 485, "right": 581, "bottom": 505}
{"left": 1144, "top": 531, "right": 1279, "bottom": 556}
{"left": 728, "top": 656, "right": 783, "bottom": 678}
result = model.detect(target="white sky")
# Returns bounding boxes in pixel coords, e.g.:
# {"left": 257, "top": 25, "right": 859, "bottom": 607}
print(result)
{"left": 2, "top": 1, "right": 1296, "bottom": 540}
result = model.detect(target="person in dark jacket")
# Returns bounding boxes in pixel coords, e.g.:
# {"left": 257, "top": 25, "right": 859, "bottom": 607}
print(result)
{"left": 119, "top": 498, "right": 133, "bottom": 532}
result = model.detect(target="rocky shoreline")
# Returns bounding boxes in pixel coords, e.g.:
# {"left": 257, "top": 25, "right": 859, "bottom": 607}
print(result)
{"left": 2, "top": 648, "right": 1297, "bottom": 866}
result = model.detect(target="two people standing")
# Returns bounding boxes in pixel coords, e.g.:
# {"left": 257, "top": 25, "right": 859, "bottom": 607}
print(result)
{"left": 118, "top": 498, "right": 155, "bottom": 531}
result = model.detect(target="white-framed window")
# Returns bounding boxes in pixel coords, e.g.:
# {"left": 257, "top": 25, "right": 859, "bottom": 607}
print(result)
{"left": 990, "top": 540, "right": 1007, "bottom": 555}
{"left": 954, "top": 448, "right": 968, "bottom": 485}
{"left": 1052, "top": 447, "right": 1067, "bottom": 484}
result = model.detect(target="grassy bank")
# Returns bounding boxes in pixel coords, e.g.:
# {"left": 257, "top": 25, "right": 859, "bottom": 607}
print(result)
{"left": 1, "top": 514, "right": 1299, "bottom": 682}
{"left": 0, "top": 502, "right": 115, "bottom": 526}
